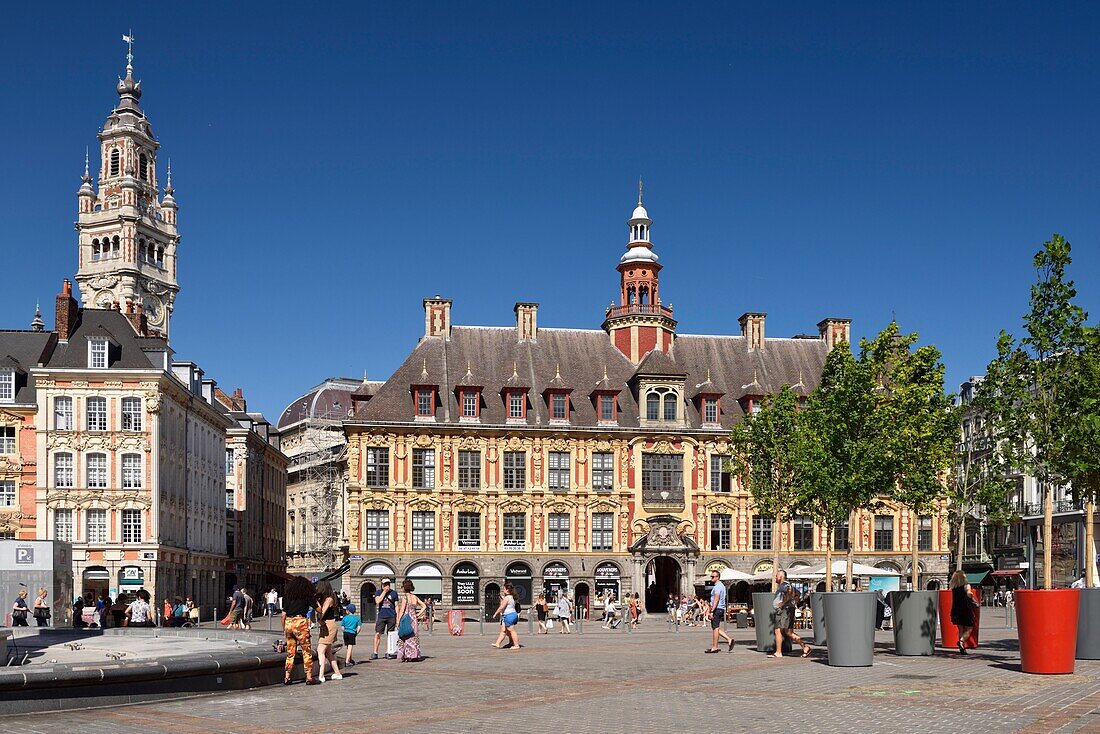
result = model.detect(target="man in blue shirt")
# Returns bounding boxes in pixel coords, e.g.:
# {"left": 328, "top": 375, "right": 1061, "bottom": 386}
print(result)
{"left": 705, "top": 569, "right": 735, "bottom": 653}
{"left": 371, "top": 579, "right": 400, "bottom": 660}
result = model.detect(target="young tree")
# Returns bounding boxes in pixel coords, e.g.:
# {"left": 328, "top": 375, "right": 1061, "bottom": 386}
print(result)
{"left": 795, "top": 343, "right": 886, "bottom": 591}
{"left": 728, "top": 385, "right": 803, "bottom": 591}
{"left": 983, "top": 235, "right": 1090, "bottom": 589}
{"left": 861, "top": 322, "right": 958, "bottom": 590}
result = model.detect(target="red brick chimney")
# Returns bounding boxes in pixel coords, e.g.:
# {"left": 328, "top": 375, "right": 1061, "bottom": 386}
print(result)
{"left": 232, "top": 387, "right": 247, "bottom": 412}
{"left": 125, "top": 300, "right": 149, "bottom": 336}
{"left": 55, "top": 280, "right": 79, "bottom": 340}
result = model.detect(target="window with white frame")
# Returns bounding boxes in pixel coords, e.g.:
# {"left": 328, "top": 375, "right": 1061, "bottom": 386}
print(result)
{"left": 0, "top": 427, "right": 14, "bottom": 455}
{"left": 703, "top": 397, "right": 719, "bottom": 424}
{"left": 591, "top": 512, "right": 613, "bottom": 551}
{"left": 366, "top": 448, "right": 389, "bottom": 488}
{"left": 412, "top": 448, "right": 435, "bottom": 489}
{"left": 121, "top": 509, "right": 142, "bottom": 543}
{"left": 86, "top": 508, "right": 107, "bottom": 543}
{"left": 225, "top": 449, "right": 234, "bottom": 476}
{"left": 121, "top": 454, "right": 142, "bottom": 488}
{"left": 86, "top": 397, "right": 107, "bottom": 431}
{"left": 55, "top": 508, "right": 73, "bottom": 541}
{"left": 599, "top": 394, "right": 616, "bottom": 422}
{"left": 0, "top": 368, "right": 13, "bottom": 402}
{"left": 502, "top": 512, "right": 526, "bottom": 550}
{"left": 54, "top": 397, "right": 73, "bottom": 430}
{"left": 550, "top": 392, "right": 567, "bottom": 420}
{"left": 121, "top": 397, "right": 142, "bottom": 431}
{"left": 548, "top": 451, "right": 570, "bottom": 491}
{"left": 461, "top": 390, "right": 478, "bottom": 418}
{"left": 54, "top": 453, "right": 74, "bottom": 488}
{"left": 89, "top": 338, "right": 108, "bottom": 369}
{"left": 548, "top": 513, "right": 570, "bottom": 551}
{"left": 503, "top": 451, "right": 525, "bottom": 490}
{"left": 709, "top": 454, "right": 731, "bottom": 492}
{"left": 415, "top": 388, "right": 434, "bottom": 417}
{"left": 87, "top": 453, "right": 108, "bottom": 489}
{"left": 411, "top": 510, "right": 435, "bottom": 551}
{"left": 710, "top": 513, "right": 731, "bottom": 550}
{"left": 592, "top": 452, "right": 613, "bottom": 492}
{"left": 918, "top": 515, "right": 933, "bottom": 551}
{"left": 0, "top": 480, "right": 15, "bottom": 507}
{"left": 458, "top": 450, "right": 480, "bottom": 489}
{"left": 366, "top": 509, "right": 389, "bottom": 550}
{"left": 508, "top": 391, "right": 524, "bottom": 419}
{"left": 751, "top": 516, "right": 773, "bottom": 551}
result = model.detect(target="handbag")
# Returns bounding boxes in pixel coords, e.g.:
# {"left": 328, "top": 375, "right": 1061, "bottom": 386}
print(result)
{"left": 398, "top": 611, "right": 415, "bottom": 640}
{"left": 13, "top": 609, "right": 27, "bottom": 621}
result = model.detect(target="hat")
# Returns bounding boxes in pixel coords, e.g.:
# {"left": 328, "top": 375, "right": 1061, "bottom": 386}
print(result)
{"left": 346, "top": 603, "right": 356, "bottom": 613}
{"left": 381, "top": 578, "right": 392, "bottom": 585}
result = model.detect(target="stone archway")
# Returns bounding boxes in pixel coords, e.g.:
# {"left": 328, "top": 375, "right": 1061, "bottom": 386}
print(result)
{"left": 643, "top": 556, "right": 683, "bottom": 614}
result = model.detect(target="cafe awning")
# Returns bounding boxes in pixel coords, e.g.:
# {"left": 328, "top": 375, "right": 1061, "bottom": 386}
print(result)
{"left": 991, "top": 570, "right": 1023, "bottom": 577}
{"left": 965, "top": 571, "right": 990, "bottom": 585}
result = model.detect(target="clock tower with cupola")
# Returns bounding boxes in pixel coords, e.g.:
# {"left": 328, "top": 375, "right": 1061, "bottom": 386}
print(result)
{"left": 74, "top": 36, "right": 180, "bottom": 338}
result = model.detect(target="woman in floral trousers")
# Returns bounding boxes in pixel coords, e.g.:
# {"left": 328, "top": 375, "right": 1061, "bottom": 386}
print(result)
{"left": 282, "top": 576, "right": 318, "bottom": 685}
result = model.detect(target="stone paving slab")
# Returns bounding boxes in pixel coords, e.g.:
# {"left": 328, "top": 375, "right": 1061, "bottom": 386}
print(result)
{"left": 6, "top": 625, "right": 1100, "bottom": 733}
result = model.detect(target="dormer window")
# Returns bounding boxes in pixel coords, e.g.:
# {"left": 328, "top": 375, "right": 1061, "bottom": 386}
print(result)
{"left": 646, "top": 392, "right": 659, "bottom": 421}
{"left": 506, "top": 390, "right": 526, "bottom": 420}
{"left": 642, "top": 385, "right": 682, "bottom": 425}
{"left": 703, "top": 397, "right": 719, "bottom": 424}
{"left": 599, "top": 394, "right": 616, "bottom": 422}
{"left": 89, "top": 338, "right": 108, "bottom": 369}
{"left": 0, "top": 368, "right": 13, "bottom": 403}
{"left": 663, "top": 393, "right": 676, "bottom": 421}
{"left": 551, "top": 393, "right": 567, "bottom": 420}
{"left": 414, "top": 387, "right": 436, "bottom": 418}
{"left": 459, "top": 388, "right": 481, "bottom": 419}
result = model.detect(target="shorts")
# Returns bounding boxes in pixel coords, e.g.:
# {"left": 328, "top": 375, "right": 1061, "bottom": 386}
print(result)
{"left": 711, "top": 610, "right": 725, "bottom": 629}
{"left": 319, "top": 619, "right": 338, "bottom": 645}
{"left": 343, "top": 632, "right": 357, "bottom": 646}
{"left": 229, "top": 609, "right": 242, "bottom": 623}
{"left": 775, "top": 606, "right": 794, "bottom": 630}
{"left": 375, "top": 616, "right": 396, "bottom": 634}
{"left": 503, "top": 612, "right": 519, "bottom": 628}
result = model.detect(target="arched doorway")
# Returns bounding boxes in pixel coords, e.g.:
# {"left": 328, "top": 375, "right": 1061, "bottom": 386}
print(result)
{"left": 359, "top": 582, "right": 377, "bottom": 622}
{"left": 82, "top": 566, "right": 110, "bottom": 605}
{"left": 644, "top": 556, "right": 681, "bottom": 613}
{"left": 484, "top": 582, "right": 501, "bottom": 621}
{"left": 574, "top": 582, "right": 590, "bottom": 621}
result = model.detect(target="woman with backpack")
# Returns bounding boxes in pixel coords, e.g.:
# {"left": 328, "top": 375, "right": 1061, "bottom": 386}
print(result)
{"left": 395, "top": 579, "right": 426, "bottom": 662}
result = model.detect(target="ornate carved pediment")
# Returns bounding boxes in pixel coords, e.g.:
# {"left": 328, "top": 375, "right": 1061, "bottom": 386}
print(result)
{"left": 115, "top": 435, "right": 149, "bottom": 453}
{"left": 589, "top": 499, "right": 619, "bottom": 513}
{"left": 361, "top": 433, "right": 393, "bottom": 447}
{"left": 546, "top": 499, "right": 575, "bottom": 513}
{"left": 71, "top": 380, "right": 89, "bottom": 389}
{"left": 413, "top": 433, "right": 434, "bottom": 448}
{"left": 502, "top": 434, "right": 524, "bottom": 451}
{"left": 104, "top": 380, "right": 124, "bottom": 388}
{"left": 547, "top": 437, "right": 570, "bottom": 452}
{"left": 498, "top": 498, "right": 530, "bottom": 513}
{"left": 456, "top": 434, "right": 481, "bottom": 450}
{"left": 360, "top": 497, "right": 394, "bottom": 511}
{"left": 592, "top": 439, "right": 614, "bottom": 452}
{"left": 35, "top": 378, "right": 56, "bottom": 389}
{"left": 407, "top": 496, "right": 441, "bottom": 510}
{"left": 145, "top": 278, "right": 171, "bottom": 296}
{"left": 88, "top": 274, "right": 120, "bottom": 290}
{"left": 453, "top": 497, "right": 487, "bottom": 512}
{"left": 0, "top": 410, "right": 22, "bottom": 427}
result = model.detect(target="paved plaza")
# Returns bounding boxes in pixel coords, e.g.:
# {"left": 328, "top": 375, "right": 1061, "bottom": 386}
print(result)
{"left": 5, "top": 621, "right": 1100, "bottom": 733}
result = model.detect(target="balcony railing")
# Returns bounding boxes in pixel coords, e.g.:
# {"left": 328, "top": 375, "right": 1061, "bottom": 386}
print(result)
{"left": 642, "top": 486, "right": 685, "bottom": 509}
{"left": 1022, "top": 499, "right": 1083, "bottom": 517}
{"left": 605, "top": 303, "right": 675, "bottom": 320}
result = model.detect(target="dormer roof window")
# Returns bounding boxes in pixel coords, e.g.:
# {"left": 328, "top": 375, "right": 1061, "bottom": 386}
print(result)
{"left": 456, "top": 362, "right": 482, "bottom": 421}
{"left": 0, "top": 367, "right": 14, "bottom": 403}
{"left": 542, "top": 365, "right": 571, "bottom": 423}
{"left": 88, "top": 337, "right": 108, "bottom": 369}
{"left": 411, "top": 385, "right": 437, "bottom": 419}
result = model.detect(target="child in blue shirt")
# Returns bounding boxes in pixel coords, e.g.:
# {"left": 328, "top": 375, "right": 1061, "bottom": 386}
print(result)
{"left": 341, "top": 603, "right": 362, "bottom": 666}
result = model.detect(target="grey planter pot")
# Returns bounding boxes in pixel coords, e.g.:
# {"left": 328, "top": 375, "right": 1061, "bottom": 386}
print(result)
{"left": 889, "top": 590, "right": 938, "bottom": 656}
{"left": 1076, "top": 588, "right": 1100, "bottom": 660}
{"left": 822, "top": 591, "right": 876, "bottom": 667}
{"left": 809, "top": 592, "right": 826, "bottom": 645}
{"left": 752, "top": 592, "right": 792, "bottom": 654}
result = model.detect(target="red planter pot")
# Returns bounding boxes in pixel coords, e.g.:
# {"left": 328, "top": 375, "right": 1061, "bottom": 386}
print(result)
{"left": 938, "top": 588, "right": 980, "bottom": 649}
{"left": 1016, "top": 589, "right": 1080, "bottom": 675}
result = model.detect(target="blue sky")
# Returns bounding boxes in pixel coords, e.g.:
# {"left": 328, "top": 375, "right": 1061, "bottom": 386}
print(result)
{"left": 1, "top": 3, "right": 1097, "bottom": 420}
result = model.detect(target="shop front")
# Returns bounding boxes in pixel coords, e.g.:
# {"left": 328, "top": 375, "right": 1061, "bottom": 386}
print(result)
{"left": 406, "top": 562, "right": 442, "bottom": 602}
{"left": 358, "top": 561, "right": 396, "bottom": 622}
{"left": 82, "top": 566, "right": 111, "bottom": 604}
{"left": 594, "top": 561, "right": 621, "bottom": 606}
{"left": 542, "top": 562, "right": 569, "bottom": 604}
{"left": 505, "top": 561, "right": 533, "bottom": 608}
{"left": 452, "top": 562, "right": 480, "bottom": 607}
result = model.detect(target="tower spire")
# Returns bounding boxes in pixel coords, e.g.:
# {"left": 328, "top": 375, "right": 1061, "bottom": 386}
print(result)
{"left": 123, "top": 31, "right": 135, "bottom": 77}
{"left": 638, "top": 177, "right": 643, "bottom": 206}
{"left": 165, "top": 158, "right": 173, "bottom": 193}
{"left": 30, "top": 302, "right": 44, "bottom": 332}
{"left": 83, "top": 147, "right": 90, "bottom": 182}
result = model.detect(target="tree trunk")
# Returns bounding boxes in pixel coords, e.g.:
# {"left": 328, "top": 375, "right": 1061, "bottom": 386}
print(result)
{"left": 911, "top": 507, "right": 919, "bottom": 591}
{"left": 845, "top": 509, "right": 855, "bottom": 591}
{"left": 825, "top": 527, "right": 834, "bottom": 593}
{"left": 1087, "top": 500, "right": 1096, "bottom": 588}
{"left": 772, "top": 518, "right": 780, "bottom": 592}
{"left": 1044, "top": 483, "right": 1053, "bottom": 590}
{"left": 956, "top": 515, "right": 965, "bottom": 578}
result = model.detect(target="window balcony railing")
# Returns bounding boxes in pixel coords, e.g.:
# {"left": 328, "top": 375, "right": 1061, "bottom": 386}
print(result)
{"left": 605, "top": 303, "right": 675, "bottom": 320}
{"left": 642, "top": 486, "right": 684, "bottom": 509}
{"left": 1022, "top": 499, "right": 1083, "bottom": 517}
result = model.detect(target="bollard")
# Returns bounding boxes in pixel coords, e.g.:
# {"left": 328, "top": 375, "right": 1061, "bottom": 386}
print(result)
{"left": 528, "top": 614, "right": 534, "bottom": 635}
{"left": 479, "top": 615, "right": 484, "bottom": 635}
{"left": 214, "top": 607, "right": 218, "bottom": 628}
{"left": 577, "top": 616, "right": 583, "bottom": 634}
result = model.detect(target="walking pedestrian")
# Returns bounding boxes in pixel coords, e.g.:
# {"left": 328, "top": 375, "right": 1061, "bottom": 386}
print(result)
{"left": 281, "top": 575, "right": 318, "bottom": 685}
{"left": 424, "top": 596, "right": 435, "bottom": 633}
{"left": 535, "top": 593, "right": 549, "bottom": 634}
{"left": 628, "top": 593, "right": 640, "bottom": 629}
{"left": 314, "top": 580, "right": 343, "bottom": 682}
{"left": 666, "top": 593, "right": 676, "bottom": 624}
{"left": 227, "top": 585, "right": 244, "bottom": 629}
{"left": 492, "top": 581, "right": 522, "bottom": 650}
{"left": 395, "top": 579, "right": 425, "bottom": 662}
{"left": 556, "top": 592, "right": 572, "bottom": 634}
{"left": 33, "top": 588, "right": 50, "bottom": 627}
{"left": 266, "top": 588, "right": 279, "bottom": 617}
{"left": 371, "top": 579, "right": 400, "bottom": 660}
{"left": 768, "top": 570, "right": 811, "bottom": 659}
{"left": 11, "top": 589, "right": 30, "bottom": 626}
{"left": 241, "top": 587, "right": 254, "bottom": 630}
{"left": 604, "top": 594, "right": 619, "bottom": 629}
{"left": 949, "top": 570, "right": 978, "bottom": 655}
{"left": 705, "top": 570, "right": 735, "bottom": 653}
{"left": 341, "top": 603, "right": 361, "bottom": 666}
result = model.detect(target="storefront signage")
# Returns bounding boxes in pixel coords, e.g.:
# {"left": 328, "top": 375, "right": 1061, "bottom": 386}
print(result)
{"left": 594, "top": 562, "right": 620, "bottom": 579}
{"left": 453, "top": 563, "right": 479, "bottom": 578}
{"left": 705, "top": 560, "right": 728, "bottom": 575}
{"left": 119, "top": 566, "right": 144, "bottom": 585}
{"left": 505, "top": 563, "right": 532, "bottom": 579}
{"left": 456, "top": 538, "right": 482, "bottom": 551}
{"left": 502, "top": 539, "right": 526, "bottom": 552}
{"left": 543, "top": 563, "right": 569, "bottom": 579}
{"left": 594, "top": 578, "right": 620, "bottom": 598}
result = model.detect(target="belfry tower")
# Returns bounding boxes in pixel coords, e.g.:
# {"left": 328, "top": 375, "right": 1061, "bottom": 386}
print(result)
{"left": 602, "top": 182, "right": 677, "bottom": 363}
{"left": 74, "top": 35, "right": 180, "bottom": 338}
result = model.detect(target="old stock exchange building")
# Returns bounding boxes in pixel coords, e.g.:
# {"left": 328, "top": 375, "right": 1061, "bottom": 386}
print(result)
{"left": 338, "top": 195, "right": 949, "bottom": 620}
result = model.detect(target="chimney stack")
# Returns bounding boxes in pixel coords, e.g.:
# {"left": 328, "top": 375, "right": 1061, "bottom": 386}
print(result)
{"left": 738, "top": 312, "right": 766, "bottom": 351}
{"left": 423, "top": 296, "right": 452, "bottom": 339}
{"left": 55, "top": 280, "right": 79, "bottom": 341}
{"left": 514, "top": 302, "right": 539, "bottom": 341}
{"left": 817, "top": 318, "right": 852, "bottom": 350}
{"left": 232, "top": 387, "right": 247, "bottom": 412}
{"left": 125, "top": 300, "right": 149, "bottom": 336}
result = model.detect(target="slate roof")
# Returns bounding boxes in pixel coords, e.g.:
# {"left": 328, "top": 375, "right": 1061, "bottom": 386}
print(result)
{"left": 45, "top": 309, "right": 164, "bottom": 370}
{"left": 0, "top": 330, "right": 56, "bottom": 404}
{"left": 356, "top": 326, "right": 830, "bottom": 431}
{"left": 278, "top": 377, "right": 365, "bottom": 429}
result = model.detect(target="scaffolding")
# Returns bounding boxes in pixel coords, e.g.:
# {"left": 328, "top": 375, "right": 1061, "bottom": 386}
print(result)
{"left": 289, "top": 402, "right": 347, "bottom": 573}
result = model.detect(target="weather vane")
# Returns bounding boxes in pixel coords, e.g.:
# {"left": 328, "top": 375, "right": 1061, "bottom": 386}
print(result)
{"left": 122, "top": 31, "right": 135, "bottom": 74}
